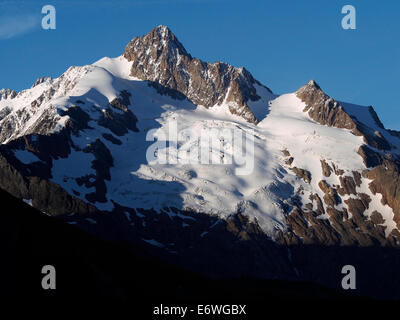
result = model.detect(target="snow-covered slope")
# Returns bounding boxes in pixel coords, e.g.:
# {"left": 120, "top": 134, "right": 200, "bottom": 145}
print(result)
{"left": 1, "top": 25, "right": 400, "bottom": 247}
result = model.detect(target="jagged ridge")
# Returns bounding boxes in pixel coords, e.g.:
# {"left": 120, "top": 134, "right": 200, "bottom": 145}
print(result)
{"left": 123, "top": 25, "right": 272, "bottom": 123}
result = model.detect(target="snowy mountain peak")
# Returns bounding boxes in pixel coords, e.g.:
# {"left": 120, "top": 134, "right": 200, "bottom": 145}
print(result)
{"left": 296, "top": 79, "right": 325, "bottom": 100}
{"left": 2, "top": 25, "right": 400, "bottom": 299}
{"left": 1, "top": 26, "right": 399, "bottom": 251}
{"left": 306, "top": 79, "right": 320, "bottom": 89}
{"left": 123, "top": 26, "right": 274, "bottom": 123}
{"left": 123, "top": 25, "right": 189, "bottom": 63}
{"left": 153, "top": 25, "right": 187, "bottom": 51}
{"left": 296, "top": 80, "right": 396, "bottom": 151}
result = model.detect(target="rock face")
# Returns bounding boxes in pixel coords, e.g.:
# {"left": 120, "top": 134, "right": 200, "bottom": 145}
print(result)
{"left": 0, "top": 131, "right": 99, "bottom": 216}
{"left": 291, "top": 167, "right": 312, "bottom": 183}
{"left": 296, "top": 80, "right": 391, "bottom": 150}
{"left": 279, "top": 77, "right": 400, "bottom": 248}
{"left": 318, "top": 180, "right": 340, "bottom": 207}
{"left": 362, "top": 153, "right": 400, "bottom": 228}
{"left": 0, "top": 66, "right": 89, "bottom": 144}
{"left": 279, "top": 115, "right": 400, "bottom": 249}
{"left": 297, "top": 80, "right": 355, "bottom": 129}
{"left": 277, "top": 109, "right": 400, "bottom": 250}
{"left": 320, "top": 159, "right": 333, "bottom": 177}
{"left": 0, "top": 88, "right": 17, "bottom": 101}
{"left": 123, "top": 25, "right": 271, "bottom": 123}
{"left": 32, "top": 76, "right": 53, "bottom": 88}
{"left": 97, "top": 90, "right": 138, "bottom": 136}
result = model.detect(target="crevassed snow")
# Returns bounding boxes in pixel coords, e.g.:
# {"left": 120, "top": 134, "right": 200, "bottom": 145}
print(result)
{"left": 258, "top": 94, "right": 366, "bottom": 221}
{"left": 49, "top": 65, "right": 400, "bottom": 238}
{"left": 87, "top": 88, "right": 366, "bottom": 237}
{"left": 51, "top": 75, "right": 291, "bottom": 236}
{"left": 2, "top": 53, "right": 398, "bottom": 239}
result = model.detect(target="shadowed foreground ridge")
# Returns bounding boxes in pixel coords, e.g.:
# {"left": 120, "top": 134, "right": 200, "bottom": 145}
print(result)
{"left": 0, "top": 188, "right": 365, "bottom": 303}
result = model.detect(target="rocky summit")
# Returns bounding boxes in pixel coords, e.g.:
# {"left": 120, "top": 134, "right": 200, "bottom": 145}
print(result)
{"left": 123, "top": 26, "right": 272, "bottom": 123}
{"left": 1, "top": 25, "right": 400, "bottom": 299}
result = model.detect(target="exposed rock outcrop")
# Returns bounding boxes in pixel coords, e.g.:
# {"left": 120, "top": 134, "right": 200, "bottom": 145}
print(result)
{"left": 296, "top": 80, "right": 391, "bottom": 151}
{"left": 320, "top": 159, "right": 333, "bottom": 177}
{"left": 83, "top": 139, "right": 114, "bottom": 203}
{"left": 0, "top": 144, "right": 97, "bottom": 216}
{"left": 319, "top": 180, "right": 340, "bottom": 207}
{"left": 290, "top": 167, "right": 311, "bottom": 183}
{"left": 338, "top": 175, "right": 357, "bottom": 196}
{"left": 32, "top": 76, "right": 52, "bottom": 88}
{"left": 363, "top": 157, "right": 400, "bottom": 228}
{"left": 0, "top": 88, "right": 17, "bottom": 100}
{"left": 123, "top": 25, "right": 272, "bottom": 123}
{"left": 98, "top": 90, "right": 138, "bottom": 136}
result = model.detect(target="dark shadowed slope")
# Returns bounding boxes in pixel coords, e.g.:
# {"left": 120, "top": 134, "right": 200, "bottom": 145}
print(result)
{"left": 0, "top": 187, "right": 365, "bottom": 306}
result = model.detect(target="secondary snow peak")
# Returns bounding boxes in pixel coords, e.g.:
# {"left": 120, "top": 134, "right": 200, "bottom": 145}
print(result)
{"left": 297, "top": 79, "right": 393, "bottom": 151}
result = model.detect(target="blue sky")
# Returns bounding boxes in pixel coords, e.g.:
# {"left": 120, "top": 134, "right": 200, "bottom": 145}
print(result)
{"left": 0, "top": 0, "right": 399, "bottom": 129}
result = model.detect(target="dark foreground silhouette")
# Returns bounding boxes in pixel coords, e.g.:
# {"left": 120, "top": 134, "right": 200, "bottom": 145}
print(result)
{"left": 0, "top": 188, "right": 372, "bottom": 315}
